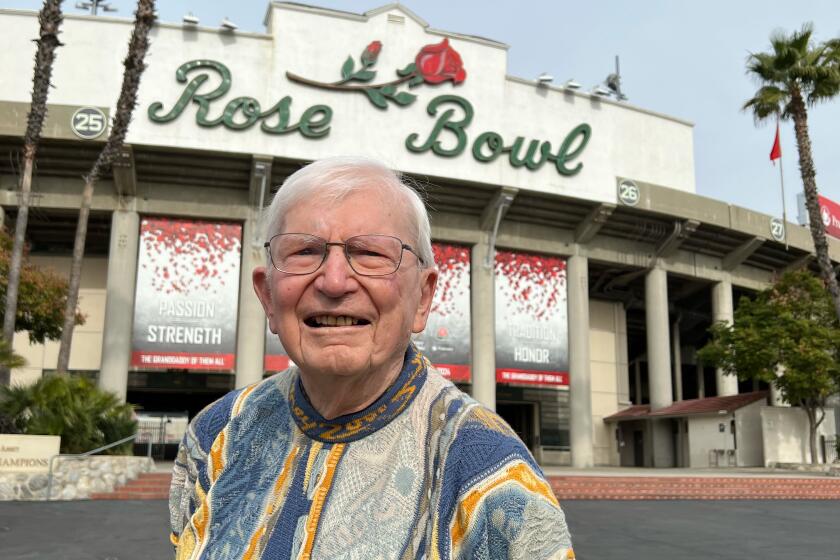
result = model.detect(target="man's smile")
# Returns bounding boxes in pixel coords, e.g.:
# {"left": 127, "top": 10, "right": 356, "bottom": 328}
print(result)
{"left": 303, "top": 314, "right": 372, "bottom": 328}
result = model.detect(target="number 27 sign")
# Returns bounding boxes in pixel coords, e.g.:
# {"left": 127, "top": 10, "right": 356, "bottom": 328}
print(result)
{"left": 71, "top": 107, "right": 107, "bottom": 140}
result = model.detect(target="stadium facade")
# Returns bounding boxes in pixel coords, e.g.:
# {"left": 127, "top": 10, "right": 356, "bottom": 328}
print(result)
{"left": 2, "top": 2, "right": 837, "bottom": 467}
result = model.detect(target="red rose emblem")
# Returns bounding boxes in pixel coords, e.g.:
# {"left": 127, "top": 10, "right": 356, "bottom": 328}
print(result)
{"left": 361, "top": 40, "right": 382, "bottom": 66}
{"left": 414, "top": 38, "right": 466, "bottom": 84}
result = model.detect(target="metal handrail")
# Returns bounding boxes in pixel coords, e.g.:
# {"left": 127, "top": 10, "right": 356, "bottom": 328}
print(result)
{"left": 45, "top": 433, "right": 151, "bottom": 500}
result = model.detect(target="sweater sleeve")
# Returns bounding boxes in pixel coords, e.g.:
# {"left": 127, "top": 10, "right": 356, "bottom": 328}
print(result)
{"left": 168, "top": 389, "right": 242, "bottom": 549}
{"left": 436, "top": 404, "right": 574, "bottom": 559}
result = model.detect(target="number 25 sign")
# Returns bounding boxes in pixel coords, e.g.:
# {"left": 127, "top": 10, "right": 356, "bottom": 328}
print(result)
{"left": 71, "top": 107, "right": 107, "bottom": 139}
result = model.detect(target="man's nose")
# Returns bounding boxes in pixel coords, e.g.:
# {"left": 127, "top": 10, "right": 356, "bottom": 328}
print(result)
{"left": 316, "top": 245, "right": 357, "bottom": 296}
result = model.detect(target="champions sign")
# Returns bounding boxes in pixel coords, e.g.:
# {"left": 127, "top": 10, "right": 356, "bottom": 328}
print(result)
{"left": 131, "top": 218, "right": 242, "bottom": 372}
{"left": 494, "top": 250, "right": 569, "bottom": 388}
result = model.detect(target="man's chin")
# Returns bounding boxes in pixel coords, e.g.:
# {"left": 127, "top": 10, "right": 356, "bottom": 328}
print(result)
{"left": 297, "top": 345, "right": 372, "bottom": 378}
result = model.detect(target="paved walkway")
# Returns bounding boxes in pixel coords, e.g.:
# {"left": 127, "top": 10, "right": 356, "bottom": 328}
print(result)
{"left": 1, "top": 499, "right": 836, "bottom": 559}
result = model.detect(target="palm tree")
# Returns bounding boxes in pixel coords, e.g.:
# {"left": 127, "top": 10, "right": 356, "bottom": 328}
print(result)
{"left": 56, "top": 0, "right": 155, "bottom": 373}
{"left": 743, "top": 24, "right": 840, "bottom": 321}
{"left": 0, "top": 0, "right": 64, "bottom": 386}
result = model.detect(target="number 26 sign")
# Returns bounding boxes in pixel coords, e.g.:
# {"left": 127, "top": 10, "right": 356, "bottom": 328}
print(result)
{"left": 71, "top": 107, "right": 107, "bottom": 139}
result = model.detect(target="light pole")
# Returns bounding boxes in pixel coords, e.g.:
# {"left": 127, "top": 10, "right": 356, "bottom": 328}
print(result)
{"left": 75, "top": 1, "right": 117, "bottom": 16}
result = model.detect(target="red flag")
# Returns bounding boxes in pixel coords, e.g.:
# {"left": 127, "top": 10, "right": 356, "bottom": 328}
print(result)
{"left": 770, "top": 123, "right": 782, "bottom": 163}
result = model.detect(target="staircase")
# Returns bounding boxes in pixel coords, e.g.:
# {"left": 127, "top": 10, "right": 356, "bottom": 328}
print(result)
{"left": 90, "top": 472, "right": 171, "bottom": 500}
{"left": 549, "top": 475, "right": 840, "bottom": 500}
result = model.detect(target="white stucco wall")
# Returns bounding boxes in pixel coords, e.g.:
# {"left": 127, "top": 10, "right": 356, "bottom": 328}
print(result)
{"left": 0, "top": 3, "right": 695, "bottom": 205}
{"left": 10, "top": 256, "right": 108, "bottom": 386}
{"left": 687, "top": 415, "right": 736, "bottom": 468}
{"left": 734, "top": 400, "right": 764, "bottom": 467}
{"left": 589, "top": 299, "right": 625, "bottom": 466}
{"left": 761, "top": 406, "right": 838, "bottom": 465}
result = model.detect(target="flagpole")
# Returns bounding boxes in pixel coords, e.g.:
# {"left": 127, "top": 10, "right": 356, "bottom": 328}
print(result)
{"left": 776, "top": 118, "right": 789, "bottom": 249}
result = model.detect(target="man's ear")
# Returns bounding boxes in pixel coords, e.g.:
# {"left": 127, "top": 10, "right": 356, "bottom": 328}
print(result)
{"left": 412, "top": 267, "right": 438, "bottom": 333}
{"left": 253, "top": 266, "right": 277, "bottom": 333}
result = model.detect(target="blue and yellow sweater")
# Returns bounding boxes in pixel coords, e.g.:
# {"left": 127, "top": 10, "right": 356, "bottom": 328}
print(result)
{"left": 169, "top": 345, "right": 574, "bottom": 559}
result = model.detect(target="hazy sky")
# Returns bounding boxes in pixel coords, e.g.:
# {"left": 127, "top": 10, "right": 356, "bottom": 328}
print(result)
{"left": 6, "top": 0, "right": 840, "bottom": 222}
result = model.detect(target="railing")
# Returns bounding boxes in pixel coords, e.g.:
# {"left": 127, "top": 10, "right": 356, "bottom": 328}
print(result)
{"left": 823, "top": 436, "right": 838, "bottom": 464}
{"left": 45, "top": 433, "right": 151, "bottom": 500}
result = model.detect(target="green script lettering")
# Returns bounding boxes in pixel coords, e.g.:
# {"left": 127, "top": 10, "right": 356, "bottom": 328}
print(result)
{"left": 410, "top": 95, "right": 591, "bottom": 176}
{"left": 406, "top": 95, "right": 473, "bottom": 157}
{"left": 148, "top": 60, "right": 332, "bottom": 137}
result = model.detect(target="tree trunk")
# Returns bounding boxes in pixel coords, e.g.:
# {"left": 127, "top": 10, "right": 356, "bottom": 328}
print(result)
{"left": 804, "top": 404, "right": 826, "bottom": 464}
{"left": 789, "top": 91, "right": 840, "bottom": 323}
{"left": 55, "top": 0, "right": 155, "bottom": 373}
{"left": 55, "top": 178, "right": 94, "bottom": 373}
{"left": 0, "top": 153, "right": 34, "bottom": 386}
{"left": 0, "top": 0, "right": 64, "bottom": 386}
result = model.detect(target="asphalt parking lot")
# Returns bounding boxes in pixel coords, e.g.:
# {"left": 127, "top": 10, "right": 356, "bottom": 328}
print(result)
{"left": 0, "top": 499, "right": 837, "bottom": 559}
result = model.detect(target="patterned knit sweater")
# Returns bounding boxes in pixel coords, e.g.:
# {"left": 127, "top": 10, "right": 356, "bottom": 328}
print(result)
{"left": 169, "top": 345, "right": 575, "bottom": 559}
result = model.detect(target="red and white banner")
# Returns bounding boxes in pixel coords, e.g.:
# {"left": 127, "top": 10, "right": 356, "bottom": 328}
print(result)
{"left": 412, "top": 243, "right": 471, "bottom": 383}
{"left": 494, "top": 250, "right": 569, "bottom": 388}
{"left": 264, "top": 323, "right": 291, "bottom": 373}
{"left": 818, "top": 195, "right": 840, "bottom": 239}
{"left": 131, "top": 218, "right": 242, "bottom": 372}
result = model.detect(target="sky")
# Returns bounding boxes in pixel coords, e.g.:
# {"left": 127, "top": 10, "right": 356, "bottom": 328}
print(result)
{"left": 5, "top": 0, "right": 840, "bottom": 222}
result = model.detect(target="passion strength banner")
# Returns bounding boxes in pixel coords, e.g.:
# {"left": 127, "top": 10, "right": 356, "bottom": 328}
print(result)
{"left": 494, "top": 250, "right": 569, "bottom": 388}
{"left": 131, "top": 218, "right": 242, "bottom": 372}
{"left": 412, "top": 243, "right": 471, "bottom": 383}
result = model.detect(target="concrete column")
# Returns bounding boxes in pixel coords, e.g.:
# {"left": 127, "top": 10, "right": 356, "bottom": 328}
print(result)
{"left": 235, "top": 217, "right": 266, "bottom": 389}
{"left": 712, "top": 279, "right": 739, "bottom": 396}
{"left": 567, "top": 253, "right": 593, "bottom": 468}
{"left": 646, "top": 267, "right": 672, "bottom": 411}
{"left": 615, "top": 304, "right": 630, "bottom": 404}
{"left": 645, "top": 265, "right": 674, "bottom": 467}
{"left": 0, "top": 205, "right": 5, "bottom": 229}
{"left": 470, "top": 240, "right": 495, "bottom": 411}
{"left": 672, "top": 319, "right": 682, "bottom": 401}
{"left": 99, "top": 210, "right": 139, "bottom": 401}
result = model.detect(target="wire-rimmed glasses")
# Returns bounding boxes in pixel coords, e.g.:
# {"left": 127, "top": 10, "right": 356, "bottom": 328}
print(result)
{"left": 264, "top": 233, "right": 423, "bottom": 276}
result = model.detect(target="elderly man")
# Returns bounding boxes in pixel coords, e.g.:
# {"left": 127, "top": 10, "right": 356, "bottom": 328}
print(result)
{"left": 169, "top": 157, "right": 574, "bottom": 559}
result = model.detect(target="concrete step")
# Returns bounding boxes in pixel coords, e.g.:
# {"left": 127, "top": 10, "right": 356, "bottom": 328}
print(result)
{"left": 91, "top": 472, "right": 172, "bottom": 501}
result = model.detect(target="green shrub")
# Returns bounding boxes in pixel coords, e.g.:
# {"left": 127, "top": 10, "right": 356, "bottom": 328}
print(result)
{"left": 0, "top": 375, "right": 137, "bottom": 454}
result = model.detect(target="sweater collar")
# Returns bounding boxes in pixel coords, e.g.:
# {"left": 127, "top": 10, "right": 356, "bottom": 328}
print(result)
{"left": 289, "top": 344, "right": 428, "bottom": 443}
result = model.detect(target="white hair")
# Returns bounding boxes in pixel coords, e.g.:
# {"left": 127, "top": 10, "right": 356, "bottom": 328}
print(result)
{"left": 262, "top": 156, "right": 434, "bottom": 270}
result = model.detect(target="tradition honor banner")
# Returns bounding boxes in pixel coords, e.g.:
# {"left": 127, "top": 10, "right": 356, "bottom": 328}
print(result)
{"left": 131, "top": 218, "right": 242, "bottom": 371}
{"left": 494, "top": 250, "right": 569, "bottom": 388}
{"left": 412, "top": 243, "right": 471, "bottom": 382}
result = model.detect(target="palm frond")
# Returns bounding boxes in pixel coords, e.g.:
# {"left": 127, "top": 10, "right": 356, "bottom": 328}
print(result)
{"left": 743, "top": 85, "right": 787, "bottom": 122}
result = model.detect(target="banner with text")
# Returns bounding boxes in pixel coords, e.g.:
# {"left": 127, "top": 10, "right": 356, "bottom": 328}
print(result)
{"left": 494, "top": 250, "right": 569, "bottom": 388}
{"left": 412, "top": 243, "right": 471, "bottom": 382}
{"left": 819, "top": 194, "right": 840, "bottom": 239}
{"left": 264, "top": 323, "right": 292, "bottom": 373}
{"left": 131, "top": 218, "right": 242, "bottom": 372}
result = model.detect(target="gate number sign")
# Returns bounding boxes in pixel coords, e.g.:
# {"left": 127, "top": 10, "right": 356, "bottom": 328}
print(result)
{"left": 71, "top": 107, "right": 107, "bottom": 139}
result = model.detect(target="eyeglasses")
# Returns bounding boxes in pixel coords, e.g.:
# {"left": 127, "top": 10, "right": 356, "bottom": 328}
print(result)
{"left": 264, "top": 233, "right": 424, "bottom": 276}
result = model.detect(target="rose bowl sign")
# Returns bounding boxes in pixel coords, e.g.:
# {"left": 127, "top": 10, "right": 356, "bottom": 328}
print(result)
{"left": 148, "top": 38, "right": 591, "bottom": 178}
